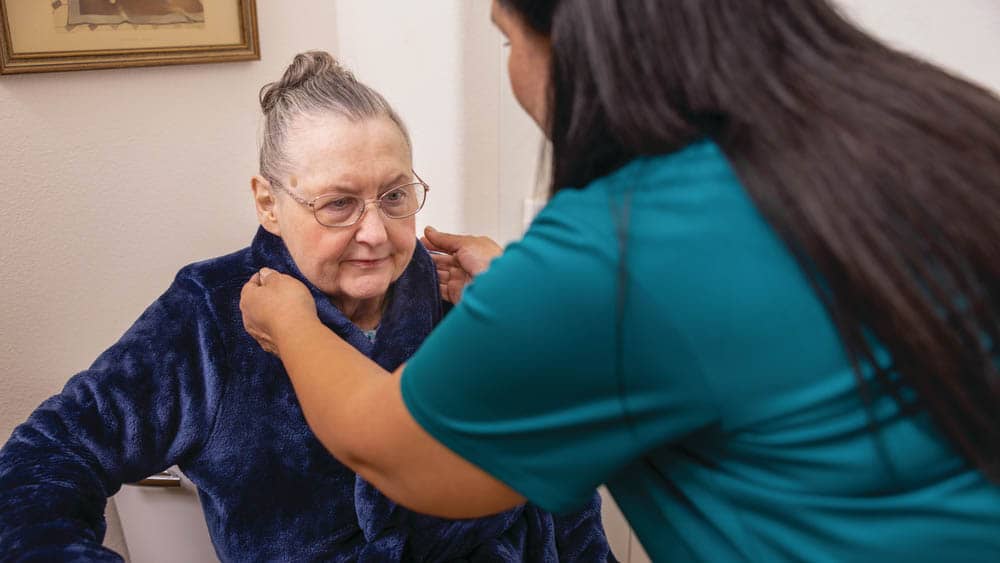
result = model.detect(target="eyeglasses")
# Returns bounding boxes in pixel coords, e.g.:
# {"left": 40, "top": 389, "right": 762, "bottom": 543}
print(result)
{"left": 271, "top": 171, "right": 429, "bottom": 228}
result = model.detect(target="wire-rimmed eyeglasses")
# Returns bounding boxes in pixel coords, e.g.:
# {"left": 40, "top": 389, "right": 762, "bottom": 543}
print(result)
{"left": 271, "top": 171, "right": 429, "bottom": 228}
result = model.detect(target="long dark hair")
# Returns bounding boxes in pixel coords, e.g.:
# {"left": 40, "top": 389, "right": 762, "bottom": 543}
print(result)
{"left": 499, "top": 0, "right": 1000, "bottom": 480}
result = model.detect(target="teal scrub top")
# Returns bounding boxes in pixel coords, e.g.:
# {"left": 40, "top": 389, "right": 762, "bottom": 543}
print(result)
{"left": 401, "top": 141, "right": 1000, "bottom": 561}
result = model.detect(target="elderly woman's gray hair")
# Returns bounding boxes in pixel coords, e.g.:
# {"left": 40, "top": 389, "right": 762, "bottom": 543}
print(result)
{"left": 258, "top": 51, "right": 411, "bottom": 186}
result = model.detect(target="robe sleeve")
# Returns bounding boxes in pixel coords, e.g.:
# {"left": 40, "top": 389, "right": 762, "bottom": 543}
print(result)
{"left": 0, "top": 272, "right": 229, "bottom": 560}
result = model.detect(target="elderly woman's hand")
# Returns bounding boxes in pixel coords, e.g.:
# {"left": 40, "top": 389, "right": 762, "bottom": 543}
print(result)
{"left": 240, "top": 268, "right": 317, "bottom": 356}
{"left": 421, "top": 226, "right": 503, "bottom": 304}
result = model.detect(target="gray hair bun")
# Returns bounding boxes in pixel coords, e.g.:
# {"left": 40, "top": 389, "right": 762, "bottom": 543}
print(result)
{"left": 259, "top": 51, "right": 355, "bottom": 114}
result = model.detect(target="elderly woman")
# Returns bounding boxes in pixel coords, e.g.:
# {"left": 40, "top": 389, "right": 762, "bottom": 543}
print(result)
{"left": 0, "top": 51, "right": 613, "bottom": 562}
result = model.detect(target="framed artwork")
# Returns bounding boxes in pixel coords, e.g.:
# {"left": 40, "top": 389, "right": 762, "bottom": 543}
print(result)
{"left": 0, "top": 0, "right": 258, "bottom": 75}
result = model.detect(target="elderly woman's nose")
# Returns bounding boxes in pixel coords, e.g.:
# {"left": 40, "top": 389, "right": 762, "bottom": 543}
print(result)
{"left": 354, "top": 205, "right": 390, "bottom": 244}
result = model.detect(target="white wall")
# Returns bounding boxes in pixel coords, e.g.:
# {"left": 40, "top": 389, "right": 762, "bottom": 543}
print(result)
{"left": 837, "top": 0, "right": 1000, "bottom": 94}
{"left": 331, "top": 0, "right": 502, "bottom": 239}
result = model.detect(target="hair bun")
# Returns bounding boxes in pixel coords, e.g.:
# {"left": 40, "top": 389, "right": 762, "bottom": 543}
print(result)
{"left": 259, "top": 51, "right": 349, "bottom": 114}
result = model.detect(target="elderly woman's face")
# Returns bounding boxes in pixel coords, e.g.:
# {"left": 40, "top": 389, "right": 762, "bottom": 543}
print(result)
{"left": 265, "top": 114, "right": 417, "bottom": 305}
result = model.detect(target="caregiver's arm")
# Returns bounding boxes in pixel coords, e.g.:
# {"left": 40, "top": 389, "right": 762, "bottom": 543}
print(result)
{"left": 240, "top": 270, "right": 524, "bottom": 519}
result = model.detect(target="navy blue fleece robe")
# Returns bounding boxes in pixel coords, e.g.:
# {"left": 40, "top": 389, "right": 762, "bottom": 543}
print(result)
{"left": 0, "top": 228, "right": 613, "bottom": 562}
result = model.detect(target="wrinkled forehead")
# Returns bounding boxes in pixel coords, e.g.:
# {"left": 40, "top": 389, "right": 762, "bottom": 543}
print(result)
{"left": 282, "top": 113, "right": 413, "bottom": 193}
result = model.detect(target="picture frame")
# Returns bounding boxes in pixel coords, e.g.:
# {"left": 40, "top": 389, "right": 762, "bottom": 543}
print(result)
{"left": 0, "top": 0, "right": 258, "bottom": 75}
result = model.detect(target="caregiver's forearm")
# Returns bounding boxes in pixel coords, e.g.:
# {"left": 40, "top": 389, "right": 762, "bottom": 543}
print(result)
{"left": 271, "top": 314, "right": 391, "bottom": 465}
{"left": 270, "top": 315, "right": 525, "bottom": 518}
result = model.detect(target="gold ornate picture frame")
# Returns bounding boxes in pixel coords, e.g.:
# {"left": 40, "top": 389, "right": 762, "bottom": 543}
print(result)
{"left": 0, "top": 0, "right": 258, "bottom": 75}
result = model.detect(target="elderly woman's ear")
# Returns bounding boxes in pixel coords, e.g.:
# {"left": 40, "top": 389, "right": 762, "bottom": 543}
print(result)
{"left": 251, "top": 175, "right": 282, "bottom": 237}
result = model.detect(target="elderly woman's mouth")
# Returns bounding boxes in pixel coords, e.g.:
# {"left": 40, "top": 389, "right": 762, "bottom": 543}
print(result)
{"left": 344, "top": 257, "right": 390, "bottom": 269}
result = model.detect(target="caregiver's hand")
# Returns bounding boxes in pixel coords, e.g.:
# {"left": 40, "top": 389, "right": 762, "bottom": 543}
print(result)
{"left": 240, "top": 268, "right": 317, "bottom": 356}
{"left": 421, "top": 226, "right": 503, "bottom": 304}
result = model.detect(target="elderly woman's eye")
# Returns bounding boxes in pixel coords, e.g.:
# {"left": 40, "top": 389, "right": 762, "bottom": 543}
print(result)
{"left": 322, "top": 197, "right": 357, "bottom": 210}
{"left": 382, "top": 190, "right": 407, "bottom": 204}
{"left": 314, "top": 196, "right": 360, "bottom": 224}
